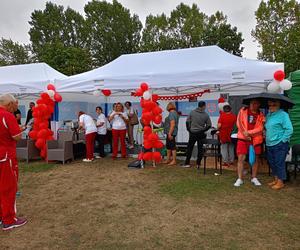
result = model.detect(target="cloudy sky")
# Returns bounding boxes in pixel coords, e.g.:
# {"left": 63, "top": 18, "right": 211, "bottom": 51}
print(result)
{"left": 0, "top": 0, "right": 262, "bottom": 59}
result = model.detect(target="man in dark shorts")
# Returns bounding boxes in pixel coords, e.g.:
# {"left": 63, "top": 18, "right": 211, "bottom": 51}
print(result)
{"left": 234, "top": 99, "right": 265, "bottom": 187}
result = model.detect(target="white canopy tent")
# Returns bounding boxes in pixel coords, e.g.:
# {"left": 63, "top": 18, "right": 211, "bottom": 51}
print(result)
{"left": 56, "top": 45, "right": 284, "bottom": 93}
{"left": 0, "top": 62, "right": 67, "bottom": 94}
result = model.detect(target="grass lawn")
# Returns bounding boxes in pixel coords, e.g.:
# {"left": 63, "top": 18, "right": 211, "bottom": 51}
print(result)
{"left": 1, "top": 158, "right": 299, "bottom": 250}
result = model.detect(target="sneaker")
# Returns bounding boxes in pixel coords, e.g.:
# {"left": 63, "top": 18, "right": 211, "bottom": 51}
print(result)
{"left": 83, "top": 158, "right": 93, "bottom": 162}
{"left": 234, "top": 178, "right": 244, "bottom": 187}
{"left": 2, "top": 217, "right": 27, "bottom": 231}
{"left": 251, "top": 177, "right": 262, "bottom": 186}
{"left": 94, "top": 155, "right": 102, "bottom": 159}
{"left": 180, "top": 164, "right": 191, "bottom": 168}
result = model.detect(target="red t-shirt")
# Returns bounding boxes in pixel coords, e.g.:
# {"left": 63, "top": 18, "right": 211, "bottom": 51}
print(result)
{"left": 247, "top": 109, "right": 258, "bottom": 130}
{"left": 0, "top": 107, "right": 21, "bottom": 159}
{"left": 218, "top": 112, "right": 237, "bottom": 143}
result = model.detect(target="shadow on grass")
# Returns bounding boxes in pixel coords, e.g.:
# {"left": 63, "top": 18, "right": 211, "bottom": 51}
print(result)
{"left": 19, "top": 161, "right": 58, "bottom": 173}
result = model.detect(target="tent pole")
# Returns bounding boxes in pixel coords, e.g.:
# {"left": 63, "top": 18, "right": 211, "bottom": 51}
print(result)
{"left": 104, "top": 96, "right": 108, "bottom": 117}
{"left": 175, "top": 88, "right": 179, "bottom": 111}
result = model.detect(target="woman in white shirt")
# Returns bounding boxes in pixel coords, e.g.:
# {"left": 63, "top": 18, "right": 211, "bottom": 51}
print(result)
{"left": 109, "top": 103, "right": 129, "bottom": 159}
{"left": 78, "top": 111, "right": 97, "bottom": 162}
{"left": 95, "top": 106, "right": 107, "bottom": 158}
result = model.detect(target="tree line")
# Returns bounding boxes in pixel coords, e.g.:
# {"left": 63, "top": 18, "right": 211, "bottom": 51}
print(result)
{"left": 0, "top": 0, "right": 300, "bottom": 75}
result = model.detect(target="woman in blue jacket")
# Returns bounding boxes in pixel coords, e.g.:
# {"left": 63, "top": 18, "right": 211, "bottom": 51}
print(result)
{"left": 265, "top": 100, "right": 293, "bottom": 190}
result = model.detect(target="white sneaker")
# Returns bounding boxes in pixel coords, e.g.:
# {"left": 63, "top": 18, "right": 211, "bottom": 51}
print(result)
{"left": 181, "top": 164, "right": 191, "bottom": 168}
{"left": 83, "top": 158, "right": 93, "bottom": 162}
{"left": 234, "top": 178, "right": 244, "bottom": 187}
{"left": 95, "top": 155, "right": 102, "bottom": 159}
{"left": 251, "top": 178, "right": 262, "bottom": 186}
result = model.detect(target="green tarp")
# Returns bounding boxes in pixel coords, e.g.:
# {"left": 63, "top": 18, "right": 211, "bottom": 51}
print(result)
{"left": 287, "top": 70, "right": 300, "bottom": 146}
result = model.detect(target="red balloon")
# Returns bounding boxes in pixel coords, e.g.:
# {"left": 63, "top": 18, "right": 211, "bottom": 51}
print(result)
{"left": 141, "top": 118, "right": 150, "bottom": 126}
{"left": 153, "top": 106, "right": 162, "bottom": 116}
{"left": 152, "top": 94, "right": 159, "bottom": 102}
{"left": 41, "top": 92, "right": 50, "bottom": 100}
{"left": 37, "top": 129, "right": 48, "bottom": 139}
{"left": 143, "top": 152, "right": 153, "bottom": 161}
{"left": 138, "top": 152, "right": 144, "bottom": 160}
{"left": 153, "top": 151, "right": 162, "bottom": 163}
{"left": 37, "top": 99, "right": 45, "bottom": 105}
{"left": 29, "top": 130, "right": 38, "bottom": 140}
{"left": 39, "top": 122, "right": 48, "bottom": 129}
{"left": 153, "top": 115, "right": 162, "bottom": 124}
{"left": 54, "top": 93, "right": 62, "bottom": 102}
{"left": 148, "top": 133, "right": 159, "bottom": 142}
{"left": 40, "top": 146, "right": 47, "bottom": 159}
{"left": 101, "top": 89, "right": 111, "bottom": 96}
{"left": 274, "top": 70, "right": 285, "bottom": 81}
{"left": 143, "top": 100, "right": 156, "bottom": 111}
{"left": 153, "top": 141, "right": 164, "bottom": 149}
{"left": 47, "top": 84, "right": 56, "bottom": 91}
{"left": 35, "top": 138, "right": 45, "bottom": 149}
{"left": 140, "top": 82, "right": 149, "bottom": 92}
{"left": 143, "top": 126, "right": 152, "bottom": 135}
{"left": 136, "top": 88, "right": 143, "bottom": 97}
{"left": 144, "top": 140, "right": 153, "bottom": 149}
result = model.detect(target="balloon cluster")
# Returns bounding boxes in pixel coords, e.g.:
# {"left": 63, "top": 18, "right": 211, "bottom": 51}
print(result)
{"left": 28, "top": 84, "right": 62, "bottom": 159}
{"left": 267, "top": 70, "right": 293, "bottom": 93}
{"left": 93, "top": 89, "right": 112, "bottom": 97}
{"left": 134, "top": 82, "right": 163, "bottom": 163}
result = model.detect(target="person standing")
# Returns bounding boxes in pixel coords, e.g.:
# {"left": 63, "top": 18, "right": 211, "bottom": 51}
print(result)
{"left": 125, "top": 101, "right": 137, "bottom": 149}
{"left": 234, "top": 99, "right": 265, "bottom": 187}
{"left": 78, "top": 111, "right": 97, "bottom": 162}
{"left": 95, "top": 106, "right": 107, "bottom": 158}
{"left": 25, "top": 102, "right": 35, "bottom": 126}
{"left": 217, "top": 104, "right": 237, "bottom": 167}
{"left": 163, "top": 102, "right": 179, "bottom": 166}
{"left": 14, "top": 100, "right": 21, "bottom": 125}
{"left": 265, "top": 100, "right": 293, "bottom": 190}
{"left": 109, "top": 103, "right": 129, "bottom": 159}
{"left": 183, "top": 101, "right": 212, "bottom": 168}
{"left": 0, "top": 94, "right": 27, "bottom": 231}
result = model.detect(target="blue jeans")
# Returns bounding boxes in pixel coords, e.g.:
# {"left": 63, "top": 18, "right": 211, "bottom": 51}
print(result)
{"left": 266, "top": 142, "right": 289, "bottom": 180}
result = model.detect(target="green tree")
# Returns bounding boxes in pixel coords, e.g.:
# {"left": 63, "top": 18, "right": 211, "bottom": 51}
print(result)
{"left": 141, "top": 3, "right": 243, "bottom": 55}
{"left": 203, "top": 11, "right": 244, "bottom": 56}
{"left": 140, "top": 14, "right": 175, "bottom": 52}
{"left": 29, "top": 2, "right": 91, "bottom": 74}
{"left": 84, "top": 0, "right": 142, "bottom": 66}
{"left": 252, "top": 0, "right": 300, "bottom": 73}
{"left": 0, "top": 38, "right": 32, "bottom": 66}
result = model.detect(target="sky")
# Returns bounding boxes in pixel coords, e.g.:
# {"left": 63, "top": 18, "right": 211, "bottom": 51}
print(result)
{"left": 0, "top": 0, "right": 262, "bottom": 59}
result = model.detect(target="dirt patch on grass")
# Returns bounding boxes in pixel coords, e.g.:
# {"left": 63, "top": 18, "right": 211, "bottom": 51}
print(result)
{"left": 1, "top": 158, "right": 299, "bottom": 250}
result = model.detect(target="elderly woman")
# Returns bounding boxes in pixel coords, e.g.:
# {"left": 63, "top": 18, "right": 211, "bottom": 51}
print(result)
{"left": 109, "top": 103, "right": 129, "bottom": 159}
{"left": 265, "top": 100, "right": 293, "bottom": 190}
{"left": 163, "top": 102, "right": 179, "bottom": 166}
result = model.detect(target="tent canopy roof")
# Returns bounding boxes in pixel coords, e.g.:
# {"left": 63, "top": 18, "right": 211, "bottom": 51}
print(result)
{"left": 57, "top": 45, "right": 284, "bottom": 92}
{"left": 0, "top": 62, "right": 67, "bottom": 94}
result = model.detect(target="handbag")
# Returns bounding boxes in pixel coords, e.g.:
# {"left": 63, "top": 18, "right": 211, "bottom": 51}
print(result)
{"left": 130, "top": 111, "right": 139, "bottom": 126}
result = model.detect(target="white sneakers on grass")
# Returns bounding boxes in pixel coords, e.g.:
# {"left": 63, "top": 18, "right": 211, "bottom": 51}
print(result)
{"left": 234, "top": 178, "right": 262, "bottom": 187}
{"left": 251, "top": 177, "right": 262, "bottom": 186}
{"left": 83, "top": 158, "right": 93, "bottom": 163}
{"left": 234, "top": 178, "right": 244, "bottom": 187}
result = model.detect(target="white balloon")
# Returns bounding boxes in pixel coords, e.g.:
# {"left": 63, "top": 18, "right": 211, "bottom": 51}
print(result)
{"left": 280, "top": 79, "right": 292, "bottom": 90}
{"left": 143, "top": 90, "right": 151, "bottom": 100}
{"left": 218, "top": 102, "right": 225, "bottom": 111}
{"left": 47, "top": 90, "right": 55, "bottom": 98}
{"left": 93, "top": 90, "right": 101, "bottom": 97}
{"left": 267, "top": 80, "right": 281, "bottom": 93}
